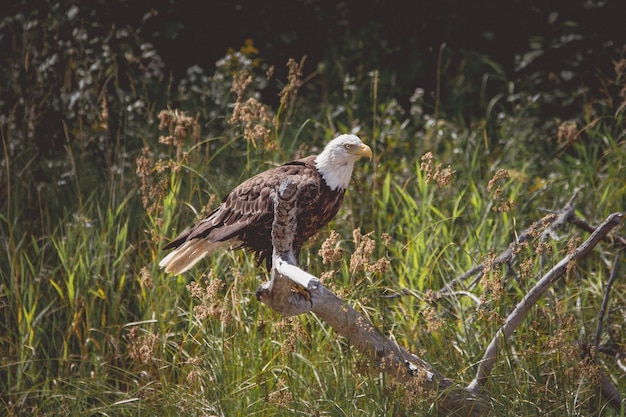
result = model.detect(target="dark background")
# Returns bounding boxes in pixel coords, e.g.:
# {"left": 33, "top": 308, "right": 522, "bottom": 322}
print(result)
{"left": 138, "top": 0, "right": 624, "bottom": 107}
{"left": 140, "top": 0, "right": 623, "bottom": 82}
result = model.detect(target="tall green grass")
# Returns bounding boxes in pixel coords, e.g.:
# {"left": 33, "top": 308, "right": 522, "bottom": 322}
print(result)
{"left": 2, "top": 52, "right": 625, "bottom": 417}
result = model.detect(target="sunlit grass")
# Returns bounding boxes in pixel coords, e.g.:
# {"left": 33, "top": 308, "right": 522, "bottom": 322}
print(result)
{"left": 2, "top": 53, "right": 625, "bottom": 417}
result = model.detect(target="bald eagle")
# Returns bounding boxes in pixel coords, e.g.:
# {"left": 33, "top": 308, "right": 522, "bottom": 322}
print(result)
{"left": 159, "top": 134, "right": 372, "bottom": 275}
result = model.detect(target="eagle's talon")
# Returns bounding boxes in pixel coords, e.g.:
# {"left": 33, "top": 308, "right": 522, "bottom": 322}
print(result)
{"left": 291, "top": 283, "right": 311, "bottom": 302}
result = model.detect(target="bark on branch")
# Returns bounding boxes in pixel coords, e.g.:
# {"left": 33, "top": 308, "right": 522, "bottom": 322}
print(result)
{"left": 256, "top": 179, "right": 489, "bottom": 416}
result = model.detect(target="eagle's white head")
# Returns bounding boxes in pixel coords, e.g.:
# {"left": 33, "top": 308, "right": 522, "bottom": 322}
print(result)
{"left": 315, "top": 134, "right": 372, "bottom": 191}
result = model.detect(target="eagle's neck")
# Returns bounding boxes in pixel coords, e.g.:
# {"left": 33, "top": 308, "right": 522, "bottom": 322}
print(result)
{"left": 314, "top": 151, "right": 355, "bottom": 191}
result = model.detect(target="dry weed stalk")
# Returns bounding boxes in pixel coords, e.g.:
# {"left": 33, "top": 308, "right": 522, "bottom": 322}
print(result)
{"left": 229, "top": 70, "right": 275, "bottom": 149}
{"left": 420, "top": 152, "right": 456, "bottom": 187}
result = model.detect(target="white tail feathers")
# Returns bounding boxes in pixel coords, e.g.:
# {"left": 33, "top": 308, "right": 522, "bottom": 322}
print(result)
{"left": 159, "top": 239, "right": 226, "bottom": 275}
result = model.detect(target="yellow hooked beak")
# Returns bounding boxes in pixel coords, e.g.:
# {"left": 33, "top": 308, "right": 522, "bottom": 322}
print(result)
{"left": 354, "top": 143, "right": 373, "bottom": 161}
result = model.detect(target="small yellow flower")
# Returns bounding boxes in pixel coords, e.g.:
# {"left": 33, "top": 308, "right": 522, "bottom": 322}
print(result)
{"left": 240, "top": 38, "right": 259, "bottom": 56}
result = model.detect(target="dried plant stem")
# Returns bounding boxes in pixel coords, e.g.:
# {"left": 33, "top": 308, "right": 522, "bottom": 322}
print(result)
{"left": 467, "top": 212, "right": 624, "bottom": 393}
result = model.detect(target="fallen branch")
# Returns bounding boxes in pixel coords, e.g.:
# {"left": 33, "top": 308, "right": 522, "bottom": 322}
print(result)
{"left": 256, "top": 179, "right": 489, "bottom": 416}
{"left": 467, "top": 211, "right": 624, "bottom": 393}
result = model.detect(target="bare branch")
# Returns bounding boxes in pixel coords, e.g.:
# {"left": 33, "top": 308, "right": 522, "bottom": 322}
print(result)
{"left": 310, "top": 280, "right": 488, "bottom": 416}
{"left": 572, "top": 214, "right": 626, "bottom": 249}
{"left": 468, "top": 212, "right": 624, "bottom": 392}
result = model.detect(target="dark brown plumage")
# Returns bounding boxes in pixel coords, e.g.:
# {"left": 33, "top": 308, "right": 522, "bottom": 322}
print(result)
{"left": 159, "top": 134, "right": 372, "bottom": 274}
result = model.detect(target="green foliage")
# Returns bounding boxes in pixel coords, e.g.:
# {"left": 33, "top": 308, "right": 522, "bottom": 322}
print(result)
{"left": 1, "top": 2, "right": 626, "bottom": 416}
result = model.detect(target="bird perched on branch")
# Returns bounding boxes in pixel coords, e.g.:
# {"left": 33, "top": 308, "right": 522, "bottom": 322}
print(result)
{"left": 159, "top": 134, "right": 372, "bottom": 275}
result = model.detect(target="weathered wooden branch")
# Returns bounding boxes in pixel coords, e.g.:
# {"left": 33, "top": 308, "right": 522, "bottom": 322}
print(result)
{"left": 467, "top": 211, "right": 624, "bottom": 393}
{"left": 256, "top": 179, "right": 489, "bottom": 417}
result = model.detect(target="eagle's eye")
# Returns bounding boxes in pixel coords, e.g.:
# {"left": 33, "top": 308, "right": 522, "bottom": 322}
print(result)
{"left": 344, "top": 144, "right": 352, "bottom": 150}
